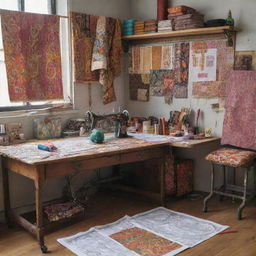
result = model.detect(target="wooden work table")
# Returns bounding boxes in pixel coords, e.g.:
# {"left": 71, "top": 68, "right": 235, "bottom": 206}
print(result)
{"left": 0, "top": 134, "right": 219, "bottom": 253}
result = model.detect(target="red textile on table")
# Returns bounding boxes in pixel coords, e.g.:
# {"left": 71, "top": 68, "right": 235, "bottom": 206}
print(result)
{"left": 221, "top": 70, "right": 256, "bottom": 150}
{"left": 1, "top": 10, "right": 63, "bottom": 102}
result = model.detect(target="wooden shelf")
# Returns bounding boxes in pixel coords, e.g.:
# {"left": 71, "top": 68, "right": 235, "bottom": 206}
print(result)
{"left": 122, "top": 26, "right": 240, "bottom": 41}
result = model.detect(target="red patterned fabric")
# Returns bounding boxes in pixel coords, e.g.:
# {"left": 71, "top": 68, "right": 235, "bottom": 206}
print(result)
{"left": 1, "top": 10, "right": 63, "bottom": 101}
{"left": 110, "top": 227, "right": 182, "bottom": 256}
{"left": 176, "top": 159, "right": 193, "bottom": 196}
{"left": 205, "top": 148, "right": 256, "bottom": 167}
{"left": 221, "top": 70, "right": 256, "bottom": 150}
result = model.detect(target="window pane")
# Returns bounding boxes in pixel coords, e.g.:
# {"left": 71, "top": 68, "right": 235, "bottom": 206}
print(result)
{"left": 25, "top": 0, "right": 49, "bottom": 14}
{"left": 0, "top": 0, "right": 19, "bottom": 11}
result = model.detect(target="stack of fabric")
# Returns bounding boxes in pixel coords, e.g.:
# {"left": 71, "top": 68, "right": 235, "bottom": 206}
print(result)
{"left": 168, "top": 5, "right": 204, "bottom": 30}
{"left": 158, "top": 20, "right": 173, "bottom": 33}
{"left": 144, "top": 20, "right": 157, "bottom": 34}
{"left": 122, "top": 19, "right": 135, "bottom": 36}
{"left": 134, "top": 21, "right": 145, "bottom": 35}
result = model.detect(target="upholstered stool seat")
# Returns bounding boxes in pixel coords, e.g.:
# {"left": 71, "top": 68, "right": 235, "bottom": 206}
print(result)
{"left": 203, "top": 147, "right": 256, "bottom": 220}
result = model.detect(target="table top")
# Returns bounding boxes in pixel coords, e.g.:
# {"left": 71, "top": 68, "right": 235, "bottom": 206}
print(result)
{"left": 0, "top": 134, "right": 220, "bottom": 165}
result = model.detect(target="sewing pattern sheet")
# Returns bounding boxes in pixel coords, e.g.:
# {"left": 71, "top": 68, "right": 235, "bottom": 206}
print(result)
{"left": 58, "top": 207, "right": 228, "bottom": 256}
{"left": 190, "top": 48, "right": 217, "bottom": 82}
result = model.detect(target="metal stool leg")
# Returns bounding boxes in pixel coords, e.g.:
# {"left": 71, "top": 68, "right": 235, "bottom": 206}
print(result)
{"left": 219, "top": 165, "right": 226, "bottom": 201}
{"left": 203, "top": 163, "right": 215, "bottom": 212}
{"left": 237, "top": 167, "right": 249, "bottom": 220}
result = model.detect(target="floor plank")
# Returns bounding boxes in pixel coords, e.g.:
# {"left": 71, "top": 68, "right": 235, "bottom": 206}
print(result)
{"left": 0, "top": 191, "right": 256, "bottom": 256}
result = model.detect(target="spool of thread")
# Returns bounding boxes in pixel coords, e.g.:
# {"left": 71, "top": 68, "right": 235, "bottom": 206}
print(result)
{"left": 157, "top": 0, "right": 168, "bottom": 20}
{"left": 143, "top": 121, "right": 151, "bottom": 133}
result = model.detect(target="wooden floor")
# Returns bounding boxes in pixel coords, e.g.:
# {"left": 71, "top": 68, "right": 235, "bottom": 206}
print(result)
{"left": 1, "top": 190, "right": 256, "bottom": 256}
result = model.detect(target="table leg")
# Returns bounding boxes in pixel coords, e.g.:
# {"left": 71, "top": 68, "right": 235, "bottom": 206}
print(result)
{"left": 159, "top": 156, "right": 166, "bottom": 207}
{"left": 1, "top": 158, "right": 12, "bottom": 227}
{"left": 35, "top": 166, "right": 48, "bottom": 253}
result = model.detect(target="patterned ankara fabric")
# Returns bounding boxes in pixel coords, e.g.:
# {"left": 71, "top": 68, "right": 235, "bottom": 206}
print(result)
{"left": 71, "top": 12, "right": 99, "bottom": 82}
{"left": 1, "top": 10, "right": 63, "bottom": 101}
{"left": 92, "top": 16, "right": 122, "bottom": 104}
{"left": 221, "top": 70, "right": 256, "bottom": 150}
{"left": 205, "top": 148, "right": 256, "bottom": 167}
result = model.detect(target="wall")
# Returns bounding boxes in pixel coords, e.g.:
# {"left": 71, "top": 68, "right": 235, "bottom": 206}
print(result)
{"left": 128, "top": 0, "right": 256, "bottom": 191}
{"left": 0, "top": 0, "right": 131, "bottom": 218}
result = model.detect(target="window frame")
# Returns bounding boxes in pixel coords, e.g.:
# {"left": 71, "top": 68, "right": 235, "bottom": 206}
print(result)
{"left": 0, "top": 0, "right": 72, "bottom": 113}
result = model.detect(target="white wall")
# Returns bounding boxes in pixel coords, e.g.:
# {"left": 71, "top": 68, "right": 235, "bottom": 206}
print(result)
{"left": 128, "top": 0, "right": 256, "bottom": 191}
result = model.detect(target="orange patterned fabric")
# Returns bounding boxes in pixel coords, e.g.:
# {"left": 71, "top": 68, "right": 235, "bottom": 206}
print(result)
{"left": 110, "top": 227, "right": 182, "bottom": 256}
{"left": 205, "top": 148, "right": 256, "bottom": 167}
{"left": 1, "top": 10, "right": 63, "bottom": 101}
{"left": 92, "top": 17, "right": 122, "bottom": 104}
{"left": 71, "top": 12, "right": 99, "bottom": 83}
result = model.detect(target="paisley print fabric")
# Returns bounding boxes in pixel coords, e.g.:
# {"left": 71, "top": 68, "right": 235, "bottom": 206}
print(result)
{"left": 110, "top": 227, "right": 182, "bottom": 256}
{"left": 205, "top": 148, "right": 256, "bottom": 167}
{"left": 92, "top": 16, "right": 122, "bottom": 104}
{"left": 1, "top": 10, "right": 63, "bottom": 101}
{"left": 71, "top": 12, "right": 99, "bottom": 82}
{"left": 221, "top": 70, "right": 256, "bottom": 150}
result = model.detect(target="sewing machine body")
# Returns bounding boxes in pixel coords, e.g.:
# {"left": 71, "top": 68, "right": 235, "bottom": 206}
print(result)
{"left": 86, "top": 110, "right": 129, "bottom": 138}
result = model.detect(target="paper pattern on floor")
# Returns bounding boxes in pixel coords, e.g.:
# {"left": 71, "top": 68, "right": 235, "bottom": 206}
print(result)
{"left": 58, "top": 207, "right": 228, "bottom": 256}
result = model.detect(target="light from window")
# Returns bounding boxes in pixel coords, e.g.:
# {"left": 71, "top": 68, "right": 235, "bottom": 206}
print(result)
{"left": 0, "top": 0, "right": 18, "bottom": 11}
{"left": 25, "top": 0, "right": 49, "bottom": 14}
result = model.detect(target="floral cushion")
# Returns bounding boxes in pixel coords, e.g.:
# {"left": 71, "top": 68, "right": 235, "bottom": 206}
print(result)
{"left": 205, "top": 148, "right": 256, "bottom": 167}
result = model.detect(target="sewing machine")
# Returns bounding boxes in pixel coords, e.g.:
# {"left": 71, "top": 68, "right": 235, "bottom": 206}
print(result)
{"left": 85, "top": 110, "right": 129, "bottom": 138}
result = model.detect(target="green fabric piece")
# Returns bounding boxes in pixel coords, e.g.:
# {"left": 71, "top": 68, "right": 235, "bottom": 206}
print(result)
{"left": 90, "top": 129, "right": 104, "bottom": 143}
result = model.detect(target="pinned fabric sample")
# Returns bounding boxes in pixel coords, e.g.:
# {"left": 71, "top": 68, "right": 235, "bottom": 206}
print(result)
{"left": 152, "top": 46, "right": 162, "bottom": 70}
{"left": 222, "top": 70, "right": 256, "bottom": 150}
{"left": 129, "top": 74, "right": 149, "bottom": 101}
{"left": 142, "top": 47, "right": 152, "bottom": 74}
{"left": 161, "top": 45, "right": 174, "bottom": 70}
{"left": 234, "top": 51, "right": 256, "bottom": 70}
{"left": 191, "top": 40, "right": 234, "bottom": 98}
{"left": 174, "top": 42, "right": 190, "bottom": 98}
{"left": 132, "top": 47, "right": 140, "bottom": 73}
{"left": 150, "top": 70, "right": 174, "bottom": 97}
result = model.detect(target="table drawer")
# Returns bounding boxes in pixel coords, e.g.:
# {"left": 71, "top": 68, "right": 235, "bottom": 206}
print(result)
{"left": 45, "top": 147, "right": 165, "bottom": 179}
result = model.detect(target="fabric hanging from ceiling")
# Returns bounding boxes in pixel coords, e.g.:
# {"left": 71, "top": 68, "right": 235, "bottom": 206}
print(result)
{"left": 1, "top": 10, "right": 63, "bottom": 102}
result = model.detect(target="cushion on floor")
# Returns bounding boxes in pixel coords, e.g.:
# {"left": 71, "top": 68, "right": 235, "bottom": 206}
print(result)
{"left": 205, "top": 147, "right": 256, "bottom": 167}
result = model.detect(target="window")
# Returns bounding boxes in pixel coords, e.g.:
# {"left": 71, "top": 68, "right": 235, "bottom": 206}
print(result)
{"left": 0, "top": 0, "right": 71, "bottom": 111}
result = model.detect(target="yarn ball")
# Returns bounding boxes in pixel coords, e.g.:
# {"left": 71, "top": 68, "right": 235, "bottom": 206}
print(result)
{"left": 90, "top": 129, "right": 104, "bottom": 144}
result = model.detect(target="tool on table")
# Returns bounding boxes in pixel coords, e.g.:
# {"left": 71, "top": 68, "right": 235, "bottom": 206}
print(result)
{"left": 38, "top": 143, "right": 57, "bottom": 152}
{"left": 85, "top": 110, "right": 129, "bottom": 138}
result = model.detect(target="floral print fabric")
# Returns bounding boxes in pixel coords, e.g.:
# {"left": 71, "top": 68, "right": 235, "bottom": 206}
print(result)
{"left": 205, "top": 148, "right": 256, "bottom": 167}
{"left": 221, "top": 70, "right": 256, "bottom": 150}
{"left": 1, "top": 10, "right": 63, "bottom": 101}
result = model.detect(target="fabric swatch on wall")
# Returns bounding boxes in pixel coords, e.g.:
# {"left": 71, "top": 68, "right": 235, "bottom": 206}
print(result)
{"left": 234, "top": 51, "right": 256, "bottom": 70}
{"left": 221, "top": 70, "right": 256, "bottom": 150}
{"left": 129, "top": 74, "right": 149, "bottom": 101}
{"left": 191, "top": 40, "right": 234, "bottom": 98}
{"left": 142, "top": 46, "right": 152, "bottom": 74}
{"left": 161, "top": 45, "right": 174, "bottom": 70}
{"left": 152, "top": 46, "right": 162, "bottom": 70}
{"left": 174, "top": 42, "right": 190, "bottom": 98}
{"left": 71, "top": 12, "right": 99, "bottom": 83}
{"left": 150, "top": 70, "right": 174, "bottom": 97}
{"left": 132, "top": 46, "right": 141, "bottom": 73}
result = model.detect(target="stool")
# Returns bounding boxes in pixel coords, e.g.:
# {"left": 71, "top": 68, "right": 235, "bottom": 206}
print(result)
{"left": 203, "top": 147, "right": 256, "bottom": 220}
